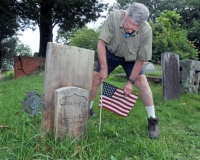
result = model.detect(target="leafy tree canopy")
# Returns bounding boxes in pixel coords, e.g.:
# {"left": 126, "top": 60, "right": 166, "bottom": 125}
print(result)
{"left": 57, "top": 26, "right": 100, "bottom": 61}
{"left": 15, "top": 40, "right": 32, "bottom": 57}
{"left": 151, "top": 10, "right": 199, "bottom": 63}
{"left": 15, "top": 0, "right": 108, "bottom": 57}
{"left": 70, "top": 27, "right": 100, "bottom": 61}
{"left": 0, "top": 0, "right": 19, "bottom": 68}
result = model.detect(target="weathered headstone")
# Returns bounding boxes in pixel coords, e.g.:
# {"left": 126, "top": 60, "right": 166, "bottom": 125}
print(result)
{"left": 54, "top": 87, "right": 89, "bottom": 139}
{"left": 42, "top": 42, "right": 94, "bottom": 134}
{"left": 161, "top": 52, "right": 180, "bottom": 101}
{"left": 143, "top": 62, "right": 157, "bottom": 73}
{"left": 0, "top": 74, "right": 5, "bottom": 80}
{"left": 180, "top": 60, "right": 200, "bottom": 93}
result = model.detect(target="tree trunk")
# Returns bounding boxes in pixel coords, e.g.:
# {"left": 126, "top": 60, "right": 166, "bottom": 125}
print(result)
{"left": 0, "top": 52, "right": 2, "bottom": 69}
{"left": 38, "top": 24, "right": 53, "bottom": 57}
{"left": 38, "top": 1, "right": 53, "bottom": 58}
{"left": 0, "top": 43, "right": 2, "bottom": 69}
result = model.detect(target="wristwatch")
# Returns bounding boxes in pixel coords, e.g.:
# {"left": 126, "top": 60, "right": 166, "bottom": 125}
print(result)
{"left": 128, "top": 79, "right": 135, "bottom": 84}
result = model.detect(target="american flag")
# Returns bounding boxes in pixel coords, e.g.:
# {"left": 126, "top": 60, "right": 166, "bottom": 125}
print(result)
{"left": 99, "top": 82, "right": 138, "bottom": 117}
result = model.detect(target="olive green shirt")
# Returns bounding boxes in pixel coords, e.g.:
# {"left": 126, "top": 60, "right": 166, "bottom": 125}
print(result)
{"left": 98, "top": 10, "right": 152, "bottom": 61}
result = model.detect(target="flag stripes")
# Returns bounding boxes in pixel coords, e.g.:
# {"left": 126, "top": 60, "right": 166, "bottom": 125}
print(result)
{"left": 99, "top": 82, "right": 138, "bottom": 117}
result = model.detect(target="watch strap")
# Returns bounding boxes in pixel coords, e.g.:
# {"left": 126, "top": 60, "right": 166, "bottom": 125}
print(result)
{"left": 128, "top": 79, "right": 135, "bottom": 84}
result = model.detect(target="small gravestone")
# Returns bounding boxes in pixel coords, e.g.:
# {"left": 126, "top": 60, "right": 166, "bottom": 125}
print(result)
{"left": 54, "top": 87, "right": 89, "bottom": 139}
{"left": 161, "top": 52, "right": 180, "bottom": 101}
{"left": 143, "top": 62, "right": 157, "bottom": 73}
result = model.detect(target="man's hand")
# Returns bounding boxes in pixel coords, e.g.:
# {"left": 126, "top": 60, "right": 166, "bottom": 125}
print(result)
{"left": 123, "top": 81, "right": 133, "bottom": 96}
{"left": 99, "top": 69, "right": 108, "bottom": 82}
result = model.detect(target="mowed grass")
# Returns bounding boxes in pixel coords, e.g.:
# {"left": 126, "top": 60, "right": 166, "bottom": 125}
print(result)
{"left": 0, "top": 69, "right": 200, "bottom": 160}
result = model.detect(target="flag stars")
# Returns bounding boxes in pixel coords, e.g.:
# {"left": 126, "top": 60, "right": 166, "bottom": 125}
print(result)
{"left": 102, "top": 83, "right": 117, "bottom": 98}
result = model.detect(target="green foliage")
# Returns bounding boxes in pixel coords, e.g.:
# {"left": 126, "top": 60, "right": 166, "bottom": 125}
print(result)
{"left": 1, "top": 37, "right": 18, "bottom": 68}
{"left": 0, "top": 0, "right": 19, "bottom": 68}
{"left": 150, "top": 10, "right": 199, "bottom": 63}
{"left": 1, "top": 38, "right": 32, "bottom": 69}
{"left": 55, "top": 27, "right": 79, "bottom": 45}
{"left": 2, "top": 71, "right": 14, "bottom": 80}
{"left": 181, "top": 0, "right": 200, "bottom": 52}
{"left": 68, "top": 26, "right": 100, "bottom": 61}
{"left": 15, "top": 40, "right": 32, "bottom": 57}
{"left": 2, "top": 62, "right": 7, "bottom": 70}
{"left": 0, "top": 0, "right": 18, "bottom": 40}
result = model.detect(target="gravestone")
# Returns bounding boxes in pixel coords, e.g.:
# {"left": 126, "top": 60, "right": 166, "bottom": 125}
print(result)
{"left": 0, "top": 74, "right": 5, "bottom": 80}
{"left": 54, "top": 87, "right": 89, "bottom": 139}
{"left": 143, "top": 62, "right": 157, "bottom": 73}
{"left": 180, "top": 60, "right": 200, "bottom": 93}
{"left": 42, "top": 42, "right": 94, "bottom": 134}
{"left": 161, "top": 52, "right": 180, "bottom": 101}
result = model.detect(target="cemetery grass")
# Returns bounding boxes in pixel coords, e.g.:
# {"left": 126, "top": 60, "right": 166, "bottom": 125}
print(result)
{"left": 0, "top": 72, "right": 200, "bottom": 160}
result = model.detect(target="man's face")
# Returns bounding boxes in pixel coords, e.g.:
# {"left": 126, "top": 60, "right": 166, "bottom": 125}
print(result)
{"left": 123, "top": 18, "right": 140, "bottom": 34}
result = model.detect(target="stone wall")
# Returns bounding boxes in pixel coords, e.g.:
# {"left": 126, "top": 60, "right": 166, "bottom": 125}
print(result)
{"left": 14, "top": 56, "right": 45, "bottom": 79}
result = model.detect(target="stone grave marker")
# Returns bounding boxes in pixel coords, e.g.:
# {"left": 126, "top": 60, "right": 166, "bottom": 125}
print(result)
{"left": 54, "top": 87, "right": 89, "bottom": 139}
{"left": 161, "top": 52, "right": 180, "bottom": 101}
{"left": 143, "top": 62, "right": 157, "bottom": 73}
{"left": 180, "top": 60, "right": 200, "bottom": 93}
{"left": 41, "top": 42, "right": 94, "bottom": 134}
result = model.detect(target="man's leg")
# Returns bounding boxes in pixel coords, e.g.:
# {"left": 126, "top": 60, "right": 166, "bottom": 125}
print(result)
{"left": 89, "top": 72, "right": 102, "bottom": 117}
{"left": 122, "top": 62, "right": 155, "bottom": 114}
{"left": 135, "top": 75, "right": 159, "bottom": 138}
{"left": 90, "top": 49, "right": 121, "bottom": 117}
{"left": 122, "top": 61, "right": 159, "bottom": 138}
{"left": 134, "top": 75, "right": 154, "bottom": 116}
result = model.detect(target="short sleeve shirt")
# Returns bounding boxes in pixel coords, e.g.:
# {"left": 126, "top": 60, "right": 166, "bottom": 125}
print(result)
{"left": 98, "top": 10, "right": 152, "bottom": 61}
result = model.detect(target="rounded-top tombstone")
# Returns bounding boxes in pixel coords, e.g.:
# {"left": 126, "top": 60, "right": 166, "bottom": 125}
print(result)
{"left": 54, "top": 87, "right": 90, "bottom": 140}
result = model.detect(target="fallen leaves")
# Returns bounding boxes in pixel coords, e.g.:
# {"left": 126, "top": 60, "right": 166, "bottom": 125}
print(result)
{"left": 0, "top": 125, "right": 10, "bottom": 129}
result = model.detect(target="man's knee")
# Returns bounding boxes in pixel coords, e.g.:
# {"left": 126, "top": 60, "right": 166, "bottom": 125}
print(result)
{"left": 135, "top": 75, "right": 148, "bottom": 89}
{"left": 92, "top": 72, "right": 101, "bottom": 85}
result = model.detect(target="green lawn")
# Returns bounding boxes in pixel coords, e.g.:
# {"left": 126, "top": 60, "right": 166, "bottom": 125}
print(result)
{"left": 0, "top": 71, "right": 200, "bottom": 160}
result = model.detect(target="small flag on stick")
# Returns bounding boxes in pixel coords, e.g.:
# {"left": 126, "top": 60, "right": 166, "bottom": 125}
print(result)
{"left": 99, "top": 82, "right": 138, "bottom": 117}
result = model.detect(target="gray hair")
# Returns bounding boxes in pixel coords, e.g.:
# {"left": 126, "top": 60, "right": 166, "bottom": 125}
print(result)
{"left": 125, "top": 2, "right": 149, "bottom": 25}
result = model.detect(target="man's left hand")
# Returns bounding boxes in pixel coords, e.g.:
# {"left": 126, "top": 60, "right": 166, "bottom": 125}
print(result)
{"left": 123, "top": 82, "right": 133, "bottom": 96}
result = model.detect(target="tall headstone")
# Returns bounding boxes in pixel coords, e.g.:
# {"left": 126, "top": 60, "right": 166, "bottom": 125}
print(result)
{"left": 42, "top": 43, "right": 94, "bottom": 133}
{"left": 180, "top": 60, "right": 200, "bottom": 93}
{"left": 161, "top": 52, "right": 180, "bottom": 101}
{"left": 54, "top": 87, "right": 89, "bottom": 139}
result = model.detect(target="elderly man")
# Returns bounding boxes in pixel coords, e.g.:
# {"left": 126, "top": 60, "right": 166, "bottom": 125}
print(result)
{"left": 90, "top": 2, "right": 159, "bottom": 139}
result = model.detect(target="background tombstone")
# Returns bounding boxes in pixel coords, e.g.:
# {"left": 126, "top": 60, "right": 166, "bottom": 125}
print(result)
{"left": 54, "top": 87, "right": 89, "bottom": 139}
{"left": 42, "top": 42, "right": 94, "bottom": 133}
{"left": 180, "top": 60, "right": 200, "bottom": 93}
{"left": 143, "top": 62, "right": 157, "bottom": 73}
{"left": 161, "top": 52, "right": 180, "bottom": 101}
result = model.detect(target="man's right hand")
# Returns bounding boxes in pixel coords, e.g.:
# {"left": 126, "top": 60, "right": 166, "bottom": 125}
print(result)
{"left": 99, "top": 69, "right": 108, "bottom": 82}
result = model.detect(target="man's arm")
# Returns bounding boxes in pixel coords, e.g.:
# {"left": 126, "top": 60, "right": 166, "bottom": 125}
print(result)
{"left": 124, "top": 60, "right": 144, "bottom": 95}
{"left": 97, "top": 39, "right": 108, "bottom": 82}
